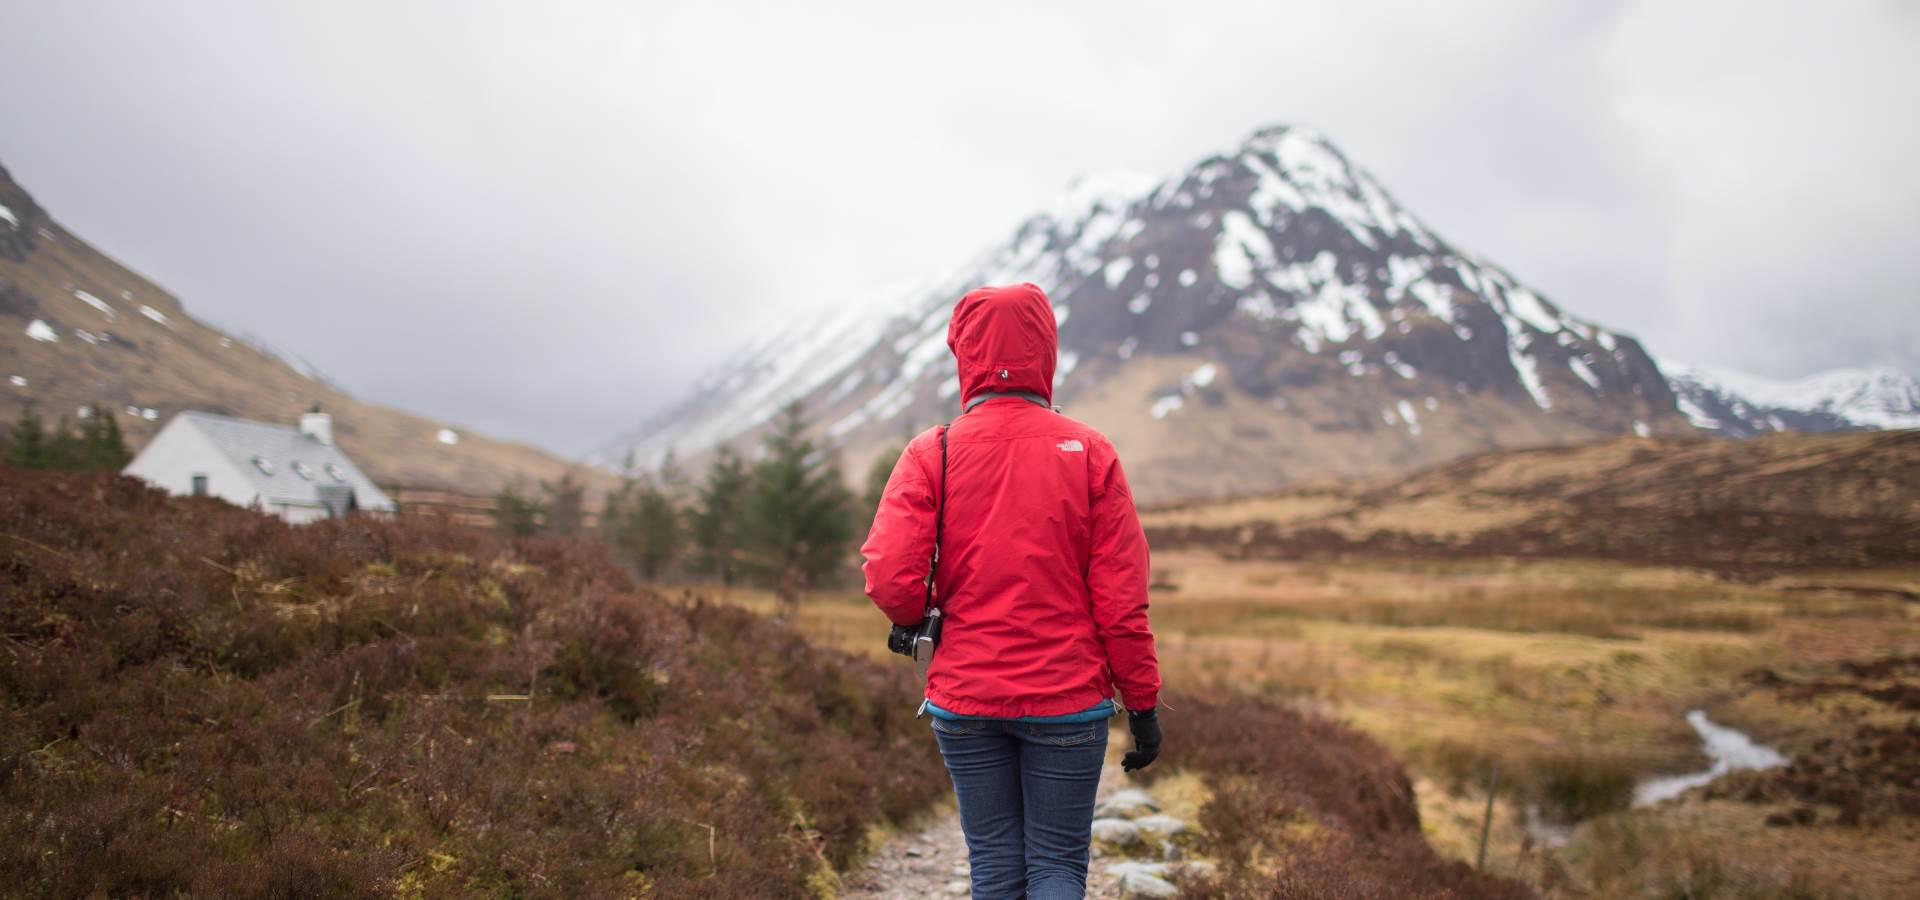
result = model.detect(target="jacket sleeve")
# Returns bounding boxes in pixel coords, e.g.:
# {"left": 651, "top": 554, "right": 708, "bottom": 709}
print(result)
{"left": 860, "top": 440, "right": 937, "bottom": 627}
{"left": 1086, "top": 439, "right": 1160, "bottom": 711}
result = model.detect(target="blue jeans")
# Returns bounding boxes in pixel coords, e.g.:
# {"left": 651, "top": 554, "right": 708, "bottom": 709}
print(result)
{"left": 930, "top": 715, "right": 1109, "bottom": 900}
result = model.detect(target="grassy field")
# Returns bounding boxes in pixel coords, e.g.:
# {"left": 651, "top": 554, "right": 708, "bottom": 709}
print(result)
{"left": 4, "top": 469, "right": 1543, "bottom": 898}
{"left": 705, "top": 550, "right": 1920, "bottom": 897}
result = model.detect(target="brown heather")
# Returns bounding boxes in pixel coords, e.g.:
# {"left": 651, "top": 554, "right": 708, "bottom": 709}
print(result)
{"left": 1147, "top": 692, "right": 1532, "bottom": 899}
{"left": 0, "top": 468, "right": 1537, "bottom": 898}
{"left": 0, "top": 468, "right": 945, "bottom": 898}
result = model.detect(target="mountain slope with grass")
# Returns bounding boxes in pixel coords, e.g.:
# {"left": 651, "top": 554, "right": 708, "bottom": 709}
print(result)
{"left": 1144, "top": 429, "right": 1920, "bottom": 571}
{"left": 605, "top": 124, "right": 1696, "bottom": 503}
{"left": 0, "top": 161, "right": 600, "bottom": 494}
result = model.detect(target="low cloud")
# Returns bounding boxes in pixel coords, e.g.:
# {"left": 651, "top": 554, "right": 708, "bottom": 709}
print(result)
{"left": 1, "top": 1, "right": 1911, "bottom": 454}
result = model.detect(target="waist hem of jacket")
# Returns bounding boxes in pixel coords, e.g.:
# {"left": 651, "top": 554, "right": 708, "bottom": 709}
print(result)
{"left": 925, "top": 696, "right": 1113, "bottom": 723}
{"left": 924, "top": 685, "right": 1119, "bottom": 720}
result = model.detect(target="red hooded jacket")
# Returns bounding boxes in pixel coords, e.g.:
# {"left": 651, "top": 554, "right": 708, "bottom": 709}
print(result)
{"left": 860, "top": 283, "right": 1160, "bottom": 718}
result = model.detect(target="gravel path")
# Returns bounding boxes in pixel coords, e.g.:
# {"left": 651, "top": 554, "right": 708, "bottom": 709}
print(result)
{"left": 842, "top": 760, "right": 1198, "bottom": 899}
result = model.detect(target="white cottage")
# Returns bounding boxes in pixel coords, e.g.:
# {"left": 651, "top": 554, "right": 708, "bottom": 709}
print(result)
{"left": 123, "top": 408, "right": 395, "bottom": 523}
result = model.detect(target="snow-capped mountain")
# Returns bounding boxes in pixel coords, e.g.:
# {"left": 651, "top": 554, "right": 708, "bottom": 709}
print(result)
{"left": 1662, "top": 362, "right": 1920, "bottom": 437}
{"left": 604, "top": 125, "right": 1692, "bottom": 502}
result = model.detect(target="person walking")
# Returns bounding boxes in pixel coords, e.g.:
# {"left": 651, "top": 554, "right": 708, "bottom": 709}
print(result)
{"left": 861, "top": 282, "right": 1162, "bottom": 900}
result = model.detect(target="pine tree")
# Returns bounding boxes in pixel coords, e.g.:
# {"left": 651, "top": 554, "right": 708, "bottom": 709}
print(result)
{"left": 633, "top": 478, "right": 682, "bottom": 579}
{"left": 657, "top": 448, "right": 688, "bottom": 499}
{"left": 492, "top": 483, "right": 545, "bottom": 537}
{"left": 541, "top": 473, "right": 586, "bottom": 535}
{"left": 689, "top": 445, "right": 749, "bottom": 587}
{"left": 2, "top": 408, "right": 46, "bottom": 468}
{"left": 43, "top": 416, "right": 83, "bottom": 470}
{"left": 738, "top": 401, "right": 855, "bottom": 610}
{"left": 861, "top": 445, "right": 902, "bottom": 539}
{"left": 79, "top": 405, "right": 131, "bottom": 470}
{"left": 601, "top": 472, "right": 681, "bottom": 581}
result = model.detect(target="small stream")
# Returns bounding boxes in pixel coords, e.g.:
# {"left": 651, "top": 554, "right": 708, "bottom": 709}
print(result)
{"left": 1526, "top": 709, "right": 1787, "bottom": 848}
{"left": 1632, "top": 709, "right": 1788, "bottom": 807}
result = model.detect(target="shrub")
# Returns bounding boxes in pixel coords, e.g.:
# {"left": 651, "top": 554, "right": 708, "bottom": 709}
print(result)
{"left": 1527, "top": 752, "right": 1637, "bottom": 822}
{"left": 1142, "top": 691, "right": 1533, "bottom": 898}
{"left": 0, "top": 468, "right": 946, "bottom": 898}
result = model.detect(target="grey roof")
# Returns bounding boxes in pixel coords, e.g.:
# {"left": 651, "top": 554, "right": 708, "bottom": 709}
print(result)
{"left": 176, "top": 411, "right": 395, "bottom": 511}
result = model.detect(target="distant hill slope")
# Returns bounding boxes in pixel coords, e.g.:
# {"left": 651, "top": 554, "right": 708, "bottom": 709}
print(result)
{"left": 1143, "top": 430, "right": 1920, "bottom": 570}
{"left": 1663, "top": 361, "right": 1920, "bottom": 437}
{"left": 0, "top": 161, "right": 603, "bottom": 495}
{"left": 604, "top": 124, "right": 1697, "bottom": 503}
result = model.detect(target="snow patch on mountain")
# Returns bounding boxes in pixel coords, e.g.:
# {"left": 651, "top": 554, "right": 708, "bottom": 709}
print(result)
{"left": 73, "top": 290, "right": 117, "bottom": 320}
{"left": 1213, "top": 210, "right": 1274, "bottom": 290}
{"left": 1662, "top": 360, "right": 1920, "bottom": 435}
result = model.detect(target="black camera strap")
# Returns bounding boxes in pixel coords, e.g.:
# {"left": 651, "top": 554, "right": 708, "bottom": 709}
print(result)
{"left": 923, "top": 424, "right": 948, "bottom": 618}
{"left": 911, "top": 426, "right": 949, "bottom": 716}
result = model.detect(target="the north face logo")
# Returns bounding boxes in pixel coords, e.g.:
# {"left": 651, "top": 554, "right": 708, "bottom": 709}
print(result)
{"left": 1057, "top": 440, "right": 1084, "bottom": 452}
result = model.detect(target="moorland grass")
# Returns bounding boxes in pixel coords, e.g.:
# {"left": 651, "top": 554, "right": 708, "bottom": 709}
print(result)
{"left": 0, "top": 469, "right": 948, "bottom": 897}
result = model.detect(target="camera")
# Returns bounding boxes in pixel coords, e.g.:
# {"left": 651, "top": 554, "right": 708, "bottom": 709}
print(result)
{"left": 887, "top": 620, "right": 925, "bottom": 656}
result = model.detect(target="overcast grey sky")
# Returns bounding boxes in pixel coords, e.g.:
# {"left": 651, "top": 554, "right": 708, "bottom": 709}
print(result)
{"left": 3, "top": 1, "right": 1915, "bottom": 456}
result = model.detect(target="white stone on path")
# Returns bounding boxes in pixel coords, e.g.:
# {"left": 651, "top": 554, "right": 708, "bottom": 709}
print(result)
{"left": 1118, "top": 870, "right": 1180, "bottom": 898}
{"left": 1095, "top": 788, "right": 1160, "bottom": 818}
{"left": 1108, "top": 861, "right": 1172, "bottom": 880}
{"left": 1091, "top": 817, "right": 1144, "bottom": 848}
{"left": 1132, "top": 814, "right": 1187, "bottom": 839}
{"left": 1179, "top": 860, "right": 1219, "bottom": 881}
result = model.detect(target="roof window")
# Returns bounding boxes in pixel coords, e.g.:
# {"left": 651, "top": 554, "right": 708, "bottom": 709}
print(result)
{"left": 252, "top": 456, "right": 276, "bottom": 475}
{"left": 293, "top": 461, "right": 315, "bottom": 480}
{"left": 325, "top": 463, "right": 348, "bottom": 482}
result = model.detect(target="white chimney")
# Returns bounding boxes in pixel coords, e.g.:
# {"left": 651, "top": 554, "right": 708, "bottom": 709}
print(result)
{"left": 300, "top": 407, "right": 334, "bottom": 445}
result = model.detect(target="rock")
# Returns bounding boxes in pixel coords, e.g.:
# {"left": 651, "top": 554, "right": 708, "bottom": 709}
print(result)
{"left": 1176, "top": 860, "right": 1219, "bottom": 883}
{"left": 1117, "top": 870, "right": 1181, "bottom": 898}
{"left": 904, "top": 847, "right": 923, "bottom": 858}
{"left": 1090, "top": 816, "right": 1144, "bottom": 849}
{"left": 945, "top": 879, "right": 969, "bottom": 896}
{"left": 1095, "top": 788, "right": 1160, "bottom": 819}
{"left": 950, "top": 861, "right": 969, "bottom": 876}
{"left": 1108, "top": 861, "right": 1172, "bottom": 880}
{"left": 1132, "top": 814, "right": 1187, "bottom": 839}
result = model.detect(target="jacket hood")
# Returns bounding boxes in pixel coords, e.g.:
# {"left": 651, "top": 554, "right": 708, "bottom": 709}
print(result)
{"left": 947, "top": 283, "right": 1057, "bottom": 409}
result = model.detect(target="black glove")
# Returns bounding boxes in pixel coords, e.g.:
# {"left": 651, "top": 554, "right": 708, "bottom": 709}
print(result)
{"left": 1122, "top": 707, "right": 1162, "bottom": 772}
